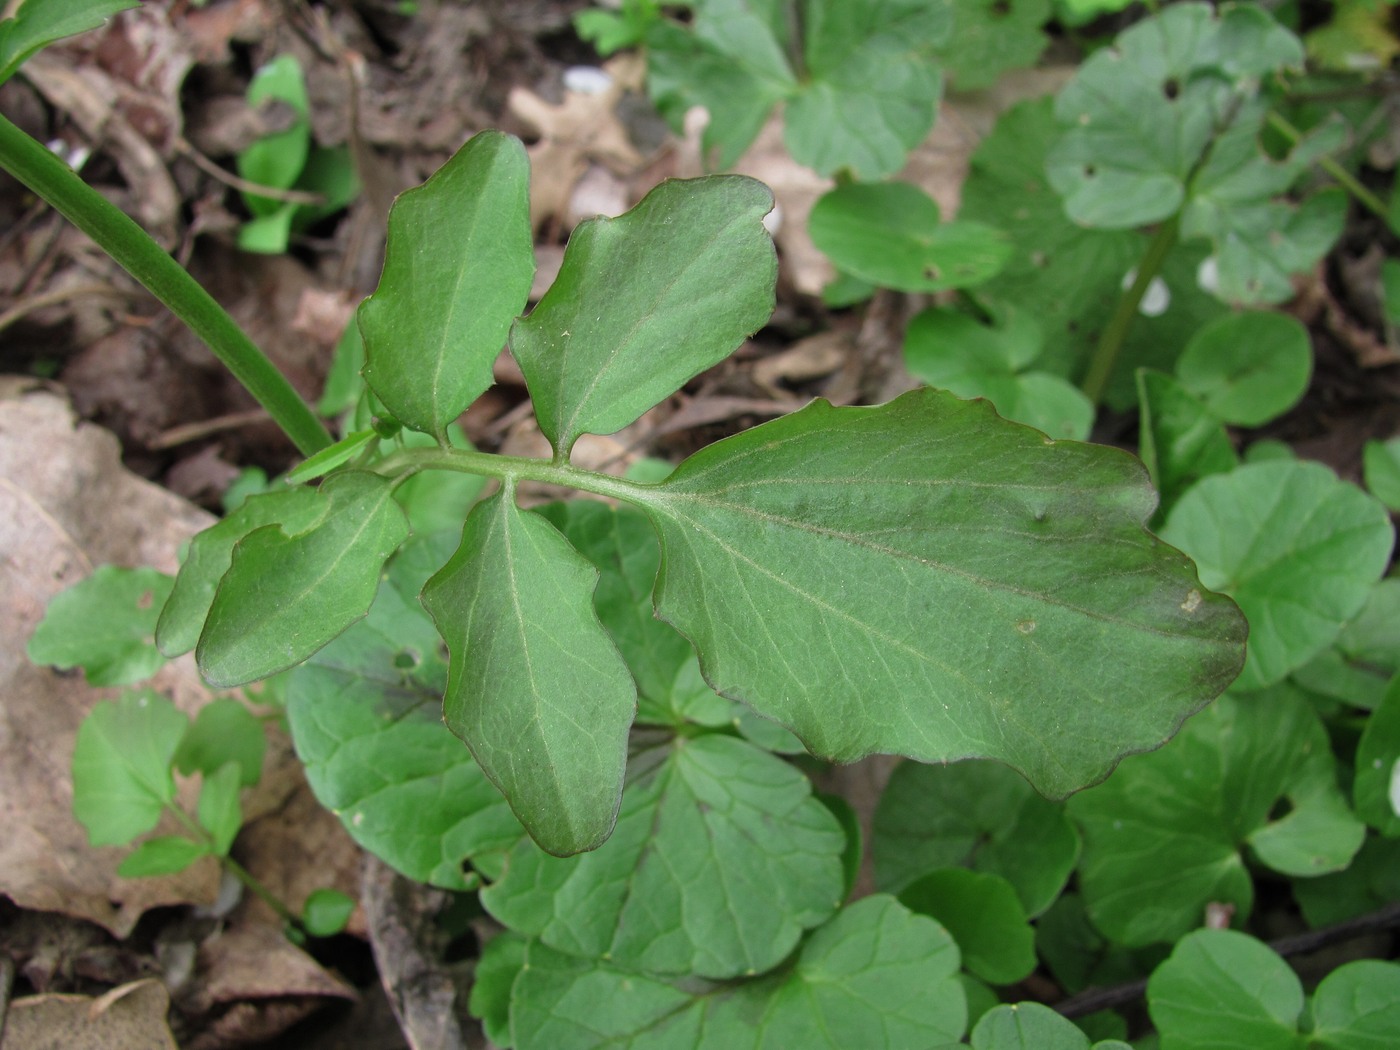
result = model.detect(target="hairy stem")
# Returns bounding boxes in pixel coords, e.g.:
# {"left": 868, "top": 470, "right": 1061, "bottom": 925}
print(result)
{"left": 0, "top": 113, "right": 332, "bottom": 456}
{"left": 374, "top": 445, "right": 655, "bottom": 505}
{"left": 1080, "top": 215, "right": 1180, "bottom": 407}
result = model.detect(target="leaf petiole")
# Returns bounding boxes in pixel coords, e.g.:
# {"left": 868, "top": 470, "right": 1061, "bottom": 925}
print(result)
{"left": 372, "top": 445, "right": 653, "bottom": 506}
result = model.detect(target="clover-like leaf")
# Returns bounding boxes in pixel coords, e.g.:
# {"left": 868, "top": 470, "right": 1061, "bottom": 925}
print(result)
{"left": 72, "top": 690, "right": 187, "bottom": 847}
{"left": 173, "top": 697, "right": 265, "bottom": 788}
{"left": 1047, "top": 4, "right": 1303, "bottom": 230}
{"left": 937, "top": 0, "right": 1050, "bottom": 92}
{"left": 359, "top": 130, "right": 534, "bottom": 441}
{"left": 1159, "top": 459, "right": 1394, "bottom": 690}
{"left": 481, "top": 733, "right": 844, "bottom": 979}
{"left": 422, "top": 487, "right": 635, "bottom": 856}
{"left": 238, "top": 55, "right": 310, "bottom": 214}
{"left": 809, "top": 183, "right": 1011, "bottom": 293}
{"left": 1067, "top": 687, "right": 1365, "bottom": 947}
{"left": 286, "top": 557, "right": 523, "bottom": 889}
{"left": 1175, "top": 311, "right": 1312, "bottom": 427}
{"left": 302, "top": 888, "right": 357, "bottom": 937}
{"left": 1310, "top": 960, "right": 1400, "bottom": 1046}
{"left": 898, "top": 870, "right": 1035, "bottom": 985}
{"left": 0, "top": 0, "right": 139, "bottom": 86}
{"left": 1364, "top": 436, "right": 1400, "bottom": 510}
{"left": 196, "top": 763, "right": 242, "bottom": 856}
{"left": 970, "top": 1002, "right": 1130, "bottom": 1050}
{"left": 510, "top": 176, "right": 775, "bottom": 458}
{"left": 1047, "top": 4, "right": 1343, "bottom": 306}
{"left": 509, "top": 896, "right": 965, "bottom": 1050}
{"left": 960, "top": 97, "right": 1227, "bottom": 406}
{"left": 197, "top": 471, "right": 409, "bottom": 687}
{"left": 632, "top": 388, "right": 1245, "bottom": 797}
{"left": 28, "top": 565, "right": 172, "bottom": 685}
{"left": 873, "top": 759, "right": 1078, "bottom": 917}
{"left": 904, "top": 306, "right": 1093, "bottom": 439}
{"left": 645, "top": 0, "right": 950, "bottom": 179}
{"left": 1147, "top": 930, "right": 1302, "bottom": 1050}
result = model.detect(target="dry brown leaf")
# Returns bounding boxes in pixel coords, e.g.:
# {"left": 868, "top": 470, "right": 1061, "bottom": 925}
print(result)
{"left": 182, "top": 921, "right": 355, "bottom": 1050}
{"left": 751, "top": 330, "right": 851, "bottom": 397}
{"left": 5, "top": 979, "right": 178, "bottom": 1050}
{"left": 0, "top": 383, "right": 220, "bottom": 937}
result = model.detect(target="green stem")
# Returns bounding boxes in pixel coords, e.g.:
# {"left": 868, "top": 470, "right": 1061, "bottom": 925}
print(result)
{"left": 375, "top": 445, "right": 656, "bottom": 505}
{"left": 1266, "top": 110, "right": 1393, "bottom": 225}
{"left": 1080, "top": 215, "right": 1180, "bottom": 407}
{"left": 0, "top": 114, "right": 332, "bottom": 457}
{"left": 169, "top": 805, "right": 305, "bottom": 931}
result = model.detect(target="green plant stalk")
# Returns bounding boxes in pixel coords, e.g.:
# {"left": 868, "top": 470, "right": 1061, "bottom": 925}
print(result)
{"left": 1266, "top": 110, "right": 1392, "bottom": 225}
{"left": 0, "top": 113, "right": 332, "bottom": 457}
{"left": 1080, "top": 214, "right": 1180, "bottom": 407}
{"left": 169, "top": 804, "right": 305, "bottom": 932}
{"left": 376, "top": 445, "right": 651, "bottom": 503}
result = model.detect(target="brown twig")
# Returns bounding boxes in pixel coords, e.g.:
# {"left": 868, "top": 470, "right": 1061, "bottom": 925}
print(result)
{"left": 174, "top": 136, "right": 328, "bottom": 205}
{"left": 1055, "top": 902, "right": 1400, "bottom": 1019}
{"left": 148, "top": 409, "right": 272, "bottom": 450}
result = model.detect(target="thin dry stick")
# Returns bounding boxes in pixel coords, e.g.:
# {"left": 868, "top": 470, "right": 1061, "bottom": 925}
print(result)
{"left": 174, "top": 136, "right": 328, "bottom": 205}
{"left": 1055, "top": 901, "right": 1400, "bottom": 1019}
{"left": 0, "top": 281, "right": 130, "bottom": 334}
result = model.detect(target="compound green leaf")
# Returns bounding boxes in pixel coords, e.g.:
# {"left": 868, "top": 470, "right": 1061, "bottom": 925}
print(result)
{"left": 898, "top": 869, "right": 1035, "bottom": 984}
{"left": 904, "top": 306, "right": 1093, "bottom": 439}
{"left": 937, "top": 0, "right": 1050, "bottom": 92}
{"left": 783, "top": 0, "right": 951, "bottom": 179}
{"left": 1147, "top": 930, "right": 1302, "bottom": 1050}
{"left": 1136, "top": 369, "right": 1238, "bottom": 518}
{"left": 1354, "top": 675, "right": 1400, "bottom": 834}
{"left": 1067, "top": 687, "right": 1363, "bottom": 947}
{"left": 286, "top": 559, "right": 523, "bottom": 890}
{"left": 509, "top": 895, "right": 965, "bottom": 1050}
{"left": 1048, "top": 4, "right": 1304, "bottom": 230}
{"left": 1363, "top": 437, "right": 1400, "bottom": 510}
{"left": 809, "top": 183, "right": 1011, "bottom": 293}
{"left": 197, "top": 471, "right": 409, "bottom": 687}
{"left": 157, "top": 486, "right": 325, "bottom": 658}
{"left": 173, "top": 697, "right": 265, "bottom": 788}
{"left": 481, "top": 733, "right": 845, "bottom": 979}
{"left": 1159, "top": 460, "right": 1394, "bottom": 690}
{"left": 117, "top": 835, "right": 209, "bottom": 878}
{"left": 873, "top": 759, "right": 1078, "bottom": 916}
{"left": 196, "top": 762, "right": 242, "bottom": 856}
{"left": 0, "top": 0, "right": 139, "bottom": 84}
{"left": 1309, "top": 960, "right": 1400, "bottom": 1048}
{"left": 634, "top": 388, "right": 1245, "bottom": 798}
{"left": 28, "top": 565, "right": 172, "bottom": 686}
{"left": 970, "top": 1001, "right": 1129, "bottom": 1050}
{"left": 72, "top": 690, "right": 186, "bottom": 847}
{"left": 510, "top": 176, "right": 775, "bottom": 458}
{"left": 1175, "top": 312, "right": 1312, "bottom": 427}
{"left": 359, "top": 130, "right": 534, "bottom": 441}
{"left": 422, "top": 488, "right": 635, "bottom": 856}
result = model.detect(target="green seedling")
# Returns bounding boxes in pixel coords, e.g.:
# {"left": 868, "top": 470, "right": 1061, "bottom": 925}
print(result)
{"left": 66, "top": 685, "right": 353, "bottom": 938}
{"left": 237, "top": 53, "right": 359, "bottom": 253}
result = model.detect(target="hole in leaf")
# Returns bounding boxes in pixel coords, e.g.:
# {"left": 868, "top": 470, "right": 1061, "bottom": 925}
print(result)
{"left": 990, "top": 0, "right": 1011, "bottom": 15}
{"left": 393, "top": 648, "right": 420, "bottom": 670}
{"left": 1163, "top": 77, "right": 1181, "bottom": 100}
{"left": 1268, "top": 797, "right": 1295, "bottom": 822}
{"left": 923, "top": 264, "right": 942, "bottom": 281}
{"left": 1083, "top": 164, "right": 1096, "bottom": 178}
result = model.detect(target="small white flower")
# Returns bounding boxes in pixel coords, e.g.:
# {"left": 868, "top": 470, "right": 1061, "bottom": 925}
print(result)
{"left": 1197, "top": 255, "right": 1221, "bottom": 295}
{"left": 1122, "top": 268, "right": 1171, "bottom": 316}
{"left": 564, "top": 66, "right": 613, "bottom": 95}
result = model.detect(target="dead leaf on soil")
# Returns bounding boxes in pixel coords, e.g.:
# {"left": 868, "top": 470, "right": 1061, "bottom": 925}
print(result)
{"left": 4, "top": 979, "right": 178, "bottom": 1050}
